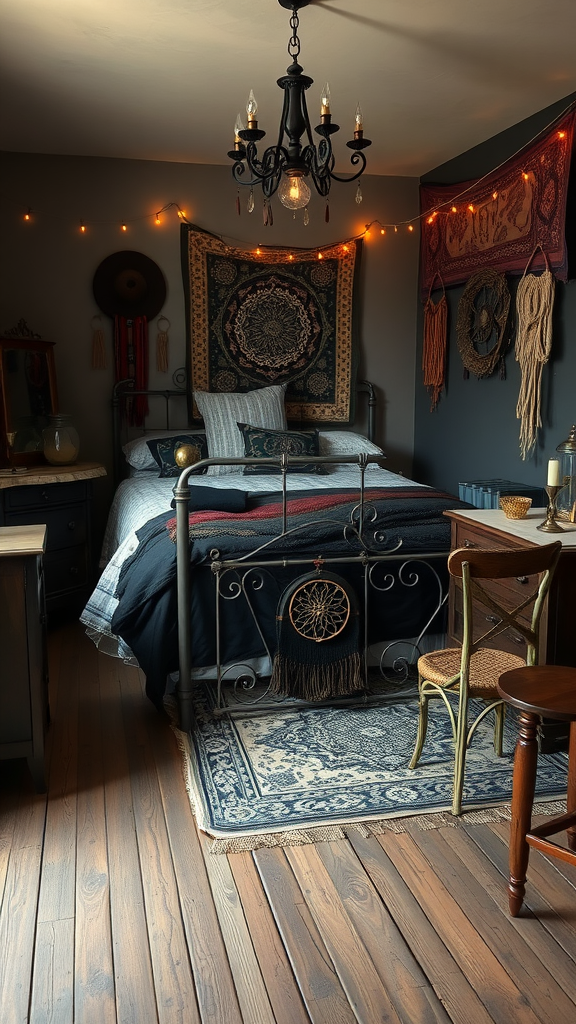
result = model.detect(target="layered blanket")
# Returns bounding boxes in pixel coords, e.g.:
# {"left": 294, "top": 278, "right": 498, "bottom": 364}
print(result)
{"left": 111, "top": 487, "right": 467, "bottom": 706}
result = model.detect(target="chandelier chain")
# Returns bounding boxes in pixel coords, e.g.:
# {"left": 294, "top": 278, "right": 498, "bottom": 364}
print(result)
{"left": 288, "top": 10, "right": 301, "bottom": 61}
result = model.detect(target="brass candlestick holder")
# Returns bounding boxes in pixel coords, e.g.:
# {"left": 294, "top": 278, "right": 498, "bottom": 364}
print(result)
{"left": 537, "top": 484, "right": 565, "bottom": 533}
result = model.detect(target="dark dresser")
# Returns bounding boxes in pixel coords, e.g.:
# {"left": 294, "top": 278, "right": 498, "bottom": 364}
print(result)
{"left": 0, "top": 462, "right": 106, "bottom": 617}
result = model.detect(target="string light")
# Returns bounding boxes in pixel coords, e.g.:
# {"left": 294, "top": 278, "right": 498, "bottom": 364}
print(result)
{"left": 24, "top": 208, "right": 31, "bottom": 222}
{"left": 80, "top": 221, "right": 86, "bottom": 234}
{"left": 155, "top": 212, "right": 161, "bottom": 225}
{"left": 121, "top": 222, "right": 127, "bottom": 232}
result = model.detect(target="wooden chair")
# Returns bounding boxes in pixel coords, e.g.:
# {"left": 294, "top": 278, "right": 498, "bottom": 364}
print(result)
{"left": 409, "top": 541, "right": 562, "bottom": 816}
{"left": 497, "top": 664, "right": 576, "bottom": 916}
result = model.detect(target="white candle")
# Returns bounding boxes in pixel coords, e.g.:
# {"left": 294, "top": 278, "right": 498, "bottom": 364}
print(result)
{"left": 547, "top": 458, "right": 561, "bottom": 486}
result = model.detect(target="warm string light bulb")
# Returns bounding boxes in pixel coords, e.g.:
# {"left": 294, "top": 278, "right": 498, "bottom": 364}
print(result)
{"left": 24, "top": 208, "right": 31, "bottom": 222}
{"left": 121, "top": 222, "right": 127, "bottom": 232}
{"left": 80, "top": 221, "right": 86, "bottom": 233}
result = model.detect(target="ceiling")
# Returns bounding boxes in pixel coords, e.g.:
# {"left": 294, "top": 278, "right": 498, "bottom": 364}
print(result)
{"left": 1, "top": 0, "right": 575, "bottom": 178}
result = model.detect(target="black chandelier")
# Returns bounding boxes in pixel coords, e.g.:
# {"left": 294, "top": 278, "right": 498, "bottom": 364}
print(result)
{"left": 228, "top": 0, "right": 371, "bottom": 217}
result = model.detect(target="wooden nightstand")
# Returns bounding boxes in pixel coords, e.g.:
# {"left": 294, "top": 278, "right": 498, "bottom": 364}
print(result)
{"left": 0, "top": 462, "right": 106, "bottom": 617}
{"left": 0, "top": 525, "right": 49, "bottom": 790}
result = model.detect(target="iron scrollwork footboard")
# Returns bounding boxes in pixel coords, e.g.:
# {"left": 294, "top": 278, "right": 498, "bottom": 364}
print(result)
{"left": 173, "top": 455, "right": 450, "bottom": 732}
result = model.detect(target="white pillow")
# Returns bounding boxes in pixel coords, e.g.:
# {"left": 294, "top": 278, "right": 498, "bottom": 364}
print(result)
{"left": 123, "top": 430, "right": 205, "bottom": 470}
{"left": 194, "top": 384, "right": 287, "bottom": 475}
{"left": 318, "top": 430, "right": 385, "bottom": 471}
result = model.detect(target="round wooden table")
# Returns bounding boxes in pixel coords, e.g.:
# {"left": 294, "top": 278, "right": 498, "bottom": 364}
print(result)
{"left": 497, "top": 665, "right": 576, "bottom": 916}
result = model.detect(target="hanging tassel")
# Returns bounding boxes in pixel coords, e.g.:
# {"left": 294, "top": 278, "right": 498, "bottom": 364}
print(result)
{"left": 268, "top": 203, "right": 273, "bottom": 226}
{"left": 91, "top": 314, "right": 106, "bottom": 369}
{"left": 236, "top": 190, "right": 241, "bottom": 216}
{"left": 263, "top": 199, "right": 269, "bottom": 226}
{"left": 247, "top": 188, "right": 255, "bottom": 213}
{"left": 325, "top": 200, "right": 330, "bottom": 223}
{"left": 156, "top": 316, "right": 170, "bottom": 372}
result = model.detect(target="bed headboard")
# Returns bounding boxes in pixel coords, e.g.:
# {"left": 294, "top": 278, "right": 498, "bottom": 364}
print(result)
{"left": 112, "top": 376, "right": 377, "bottom": 485}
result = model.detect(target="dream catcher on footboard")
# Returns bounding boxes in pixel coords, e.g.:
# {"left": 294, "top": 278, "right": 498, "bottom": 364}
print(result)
{"left": 270, "top": 570, "right": 364, "bottom": 701}
{"left": 456, "top": 269, "right": 511, "bottom": 379}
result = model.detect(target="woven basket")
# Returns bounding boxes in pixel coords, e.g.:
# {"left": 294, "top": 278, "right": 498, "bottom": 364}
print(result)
{"left": 499, "top": 495, "right": 532, "bottom": 519}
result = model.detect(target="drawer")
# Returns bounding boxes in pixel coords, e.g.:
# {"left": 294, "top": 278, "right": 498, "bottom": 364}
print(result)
{"left": 3, "top": 481, "right": 87, "bottom": 511}
{"left": 3, "top": 505, "right": 87, "bottom": 551}
{"left": 452, "top": 520, "right": 526, "bottom": 553}
{"left": 44, "top": 546, "right": 89, "bottom": 595}
{"left": 450, "top": 587, "right": 529, "bottom": 656}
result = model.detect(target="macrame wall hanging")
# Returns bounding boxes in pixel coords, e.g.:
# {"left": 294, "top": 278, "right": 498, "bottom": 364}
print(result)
{"left": 515, "top": 245, "right": 555, "bottom": 460}
{"left": 156, "top": 315, "right": 170, "bottom": 372}
{"left": 456, "top": 268, "right": 511, "bottom": 379}
{"left": 422, "top": 272, "right": 448, "bottom": 411}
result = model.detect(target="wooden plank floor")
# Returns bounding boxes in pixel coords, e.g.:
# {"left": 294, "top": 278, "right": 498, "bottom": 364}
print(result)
{"left": 1, "top": 621, "right": 575, "bottom": 1024}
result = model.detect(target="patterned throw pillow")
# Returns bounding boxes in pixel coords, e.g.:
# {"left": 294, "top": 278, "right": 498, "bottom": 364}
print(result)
{"left": 193, "top": 384, "right": 287, "bottom": 475}
{"left": 238, "top": 424, "right": 326, "bottom": 474}
{"left": 146, "top": 433, "right": 208, "bottom": 477}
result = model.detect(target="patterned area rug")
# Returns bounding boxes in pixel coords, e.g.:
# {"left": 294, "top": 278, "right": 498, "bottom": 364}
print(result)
{"left": 172, "top": 689, "right": 568, "bottom": 852}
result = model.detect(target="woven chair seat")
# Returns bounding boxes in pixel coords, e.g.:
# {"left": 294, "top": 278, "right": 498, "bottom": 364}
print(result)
{"left": 418, "top": 646, "right": 526, "bottom": 697}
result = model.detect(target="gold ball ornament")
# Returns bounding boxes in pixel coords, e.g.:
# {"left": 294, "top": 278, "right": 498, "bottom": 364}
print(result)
{"left": 174, "top": 443, "right": 201, "bottom": 468}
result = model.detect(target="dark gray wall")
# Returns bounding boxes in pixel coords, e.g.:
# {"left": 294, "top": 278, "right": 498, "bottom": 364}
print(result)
{"left": 0, "top": 154, "right": 419, "bottom": 543}
{"left": 414, "top": 93, "right": 576, "bottom": 497}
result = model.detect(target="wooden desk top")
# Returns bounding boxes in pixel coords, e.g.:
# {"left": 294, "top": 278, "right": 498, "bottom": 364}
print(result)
{"left": 0, "top": 461, "right": 106, "bottom": 490}
{"left": 0, "top": 524, "right": 47, "bottom": 555}
{"left": 444, "top": 507, "right": 576, "bottom": 549}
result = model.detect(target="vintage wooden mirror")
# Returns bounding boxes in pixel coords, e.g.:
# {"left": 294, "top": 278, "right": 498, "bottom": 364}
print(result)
{"left": 0, "top": 323, "right": 59, "bottom": 467}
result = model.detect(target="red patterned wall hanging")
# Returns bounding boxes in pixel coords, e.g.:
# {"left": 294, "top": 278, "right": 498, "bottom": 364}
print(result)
{"left": 419, "top": 110, "right": 575, "bottom": 300}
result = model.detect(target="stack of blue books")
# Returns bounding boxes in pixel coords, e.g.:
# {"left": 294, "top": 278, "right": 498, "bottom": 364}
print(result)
{"left": 458, "top": 478, "right": 545, "bottom": 509}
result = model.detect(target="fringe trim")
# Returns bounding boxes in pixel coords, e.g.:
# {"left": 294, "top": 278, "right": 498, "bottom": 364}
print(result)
{"left": 165, "top": 697, "right": 568, "bottom": 857}
{"left": 269, "top": 651, "right": 364, "bottom": 700}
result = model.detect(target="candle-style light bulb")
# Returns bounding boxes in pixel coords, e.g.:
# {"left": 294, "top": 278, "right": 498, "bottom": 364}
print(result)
{"left": 246, "top": 89, "right": 258, "bottom": 126}
{"left": 321, "top": 82, "right": 331, "bottom": 116}
{"left": 234, "top": 114, "right": 244, "bottom": 142}
{"left": 355, "top": 103, "right": 363, "bottom": 133}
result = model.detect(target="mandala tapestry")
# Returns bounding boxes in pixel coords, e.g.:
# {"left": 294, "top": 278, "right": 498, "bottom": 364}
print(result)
{"left": 419, "top": 110, "right": 575, "bottom": 300}
{"left": 181, "top": 224, "right": 362, "bottom": 424}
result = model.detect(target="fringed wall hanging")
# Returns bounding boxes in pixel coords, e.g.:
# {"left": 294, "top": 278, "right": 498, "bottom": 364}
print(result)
{"left": 156, "top": 315, "right": 170, "bottom": 372}
{"left": 422, "top": 272, "right": 448, "bottom": 410}
{"left": 456, "top": 269, "right": 511, "bottom": 379}
{"left": 515, "top": 245, "right": 555, "bottom": 460}
{"left": 270, "top": 570, "right": 363, "bottom": 701}
{"left": 92, "top": 250, "right": 166, "bottom": 426}
{"left": 91, "top": 314, "right": 106, "bottom": 369}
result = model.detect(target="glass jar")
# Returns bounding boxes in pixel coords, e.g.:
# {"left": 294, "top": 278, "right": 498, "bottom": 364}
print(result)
{"left": 42, "top": 414, "right": 80, "bottom": 465}
{"left": 555, "top": 425, "right": 576, "bottom": 520}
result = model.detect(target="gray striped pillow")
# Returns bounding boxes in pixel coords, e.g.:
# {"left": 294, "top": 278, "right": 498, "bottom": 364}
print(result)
{"left": 194, "top": 384, "right": 287, "bottom": 475}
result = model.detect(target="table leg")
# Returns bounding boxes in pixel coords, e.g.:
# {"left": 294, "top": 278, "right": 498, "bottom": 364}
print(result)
{"left": 567, "top": 721, "right": 576, "bottom": 852}
{"left": 508, "top": 710, "right": 539, "bottom": 916}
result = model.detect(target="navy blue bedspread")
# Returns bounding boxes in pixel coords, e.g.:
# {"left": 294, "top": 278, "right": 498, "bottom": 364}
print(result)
{"left": 111, "top": 487, "right": 470, "bottom": 707}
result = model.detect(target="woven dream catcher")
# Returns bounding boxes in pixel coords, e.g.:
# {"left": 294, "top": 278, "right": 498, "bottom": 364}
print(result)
{"left": 456, "top": 269, "right": 511, "bottom": 379}
{"left": 270, "top": 570, "right": 363, "bottom": 701}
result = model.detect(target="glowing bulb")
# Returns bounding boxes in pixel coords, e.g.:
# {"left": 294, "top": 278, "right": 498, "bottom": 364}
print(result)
{"left": 451, "top": 205, "right": 457, "bottom": 213}
{"left": 380, "top": 228, "right": 385, "bottom": 235}
{"left": 255, "top": 247, "right": 261, "bottom": 255}
{"left": 80, "top": 221, "right": 86, "bottom": 233}
{"left": 278, "top": 174, "right": 311, "bottom": 211}
{"left": 354, "top": 103, "right": 363, "bottom": 132}
{"left": 427, "top": 216, "right": 434, "bottom": 225}
{"left": 155, "top": 212, "right": 161, "bottom": 225}
{"left": 288, "top": 254, "right": 294, "bottom": 260}
{"left": 317, "top": 252, "right": 323, "bottom": 260}
{"left": 468, "top": 204, "right": 474, "bottom": 213}
{"left": 24, "top": 208, "right": 31, "bottom": 222}
{"left": 321, "top": 82, "right": 331, "bottom": 116}
{"left": 177, "top": 208, "right": 186, "bottom": 219}
{"left": 558, "top": 130, "right": 566, "bottom": 139}
{"left": 342, "top": 244, "right": 349, "bottom": 252}
{"left": 246, "top": 89, "right": 258, "bottom": 125}
{"left": 522, "top": 172, "right": 529, "bottom": 181}
{"left": 408, "top": 224, "right": 414, "bottom": 232}
{"left": 394, "top": 226, "right": 398, "bottom": 233}
{"left": 121, "top": 222, "right": 127, "bottom": 231}
{"left": 492, "top": 191, "right": 498, "bottom": 200}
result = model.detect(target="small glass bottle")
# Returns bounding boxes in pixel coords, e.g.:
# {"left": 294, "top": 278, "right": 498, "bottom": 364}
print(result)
{"left": 42, "top": 414, "right": 80, "bottom": 465}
